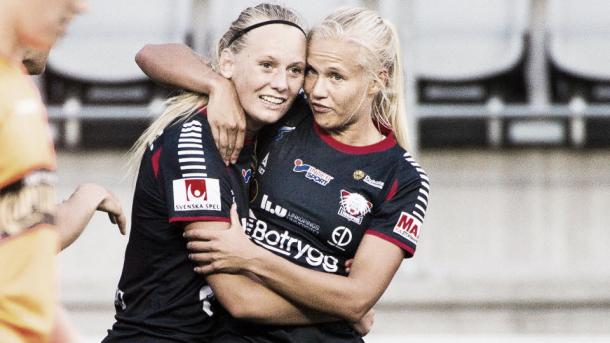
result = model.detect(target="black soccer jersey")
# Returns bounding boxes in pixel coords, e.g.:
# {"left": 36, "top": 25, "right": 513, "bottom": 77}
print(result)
{"left": 104, "top": 108, "right": 254, "bottom": 343}
{"left": 219, "top": 95, "right": 430, "bottom": 342}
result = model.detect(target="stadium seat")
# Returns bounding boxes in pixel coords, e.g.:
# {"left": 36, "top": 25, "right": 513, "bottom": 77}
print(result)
{"left": 547, "top": 0, "right": 610, "bottom": 147}
{"left": 410, "top": 0, "right": 530, "bottom": 104}
{"left": 43, "top": 0, "right": 192, "bottom": 147}
{"left": 548, "top": 0, "right": 610, "bottom": 104}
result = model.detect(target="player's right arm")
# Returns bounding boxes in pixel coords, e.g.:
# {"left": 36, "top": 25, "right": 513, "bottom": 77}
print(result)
{"left": 136, "top": 43, "right": 245, "bottom": 164}
{"left": 184, "top": 219, "right": 338, "bottom": 325}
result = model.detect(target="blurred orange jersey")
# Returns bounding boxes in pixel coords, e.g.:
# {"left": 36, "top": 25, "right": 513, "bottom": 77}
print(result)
{"left": 0, "top": 58, "right": 58, "bottom": 343}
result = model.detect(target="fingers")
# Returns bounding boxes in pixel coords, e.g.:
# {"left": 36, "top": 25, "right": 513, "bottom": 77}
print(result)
{"left": 345, "top": 258, "right": 354, "bottom": 274}
{"left": 211, "top": 124, "right": 221, "bottom": 159}
{"left": 99, "top": 194, "right": 128, "bottom": 235}
{"left": 229, "top": 204, "right": 240, "bottom": 227}
{"left": 218, "top": 128, "right": 230, "bottom": 166}
{"left": 115, "top": 210, "right": 128, "bottom": 235}
{"left": 229, "top": 121, "right": 246, "bottom": 164}
{"left": 184, "top": 229, "right": 216, "bottom": 241}
{"left": 186, "top": 240, "right": 215, "bottom": 253}
{"left": 188, "top": 252, "right": 215, "bottom": 264}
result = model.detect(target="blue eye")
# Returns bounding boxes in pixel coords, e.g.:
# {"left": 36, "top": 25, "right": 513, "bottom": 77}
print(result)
{"left": 330, "top": 73, "right": 343, "bottom": 81}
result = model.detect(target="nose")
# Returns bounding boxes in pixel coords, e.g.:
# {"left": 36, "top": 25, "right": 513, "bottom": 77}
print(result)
{"left": 270, "top": 69, "right": 288, "bottom": 92}
{"left": 306, "top": 75, "right": 326, "bottom": 99}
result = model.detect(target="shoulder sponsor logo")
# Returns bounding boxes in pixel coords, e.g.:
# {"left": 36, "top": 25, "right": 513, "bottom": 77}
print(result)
{"left": 338, "top": 190, "right": 372, "bottom": 225}
{"left": 393, "top": 212, "right": 421, "bottom": 244}
{"left": 245, "top": 210, "right": 338, "bottom": 273}
{"left": 293, "top": 159, "right": 334, "bottom": 186}
{"left": 173, "top": 178, "right": 221, "bottom": 211}
{"left": 327, "top": 226, "right": 353, "bottom": 251}
{"left": 273, "top": 126, "right": 296, "bottom": 141}
{"left": 242, "top": 168, "right": 252, "bottom": 183}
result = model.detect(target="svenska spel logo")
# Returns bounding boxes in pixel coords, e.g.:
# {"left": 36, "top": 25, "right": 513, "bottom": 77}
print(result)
{"left": 173, "top": 178, "right": 221, "bottom": 211}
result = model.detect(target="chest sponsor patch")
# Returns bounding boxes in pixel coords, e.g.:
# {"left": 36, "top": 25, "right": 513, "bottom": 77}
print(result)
{"left": 393, "top": 212, "right": 422, "bottom": 244}
{"left": 172, "top": 178, "right": 221, "bottom": 211}
{"left": 293, "top": 159, "right": 334, "bottom": 186}
{"left": 338, "top": 190, "right": 372, "bottom": 224}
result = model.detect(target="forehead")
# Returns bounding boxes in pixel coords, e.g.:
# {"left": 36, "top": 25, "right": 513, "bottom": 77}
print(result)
{"left": 306, "top": 36, "right": 363, "bottom": 72}
{"left": 239, "top": 24, "right": 306, "bottom": 63}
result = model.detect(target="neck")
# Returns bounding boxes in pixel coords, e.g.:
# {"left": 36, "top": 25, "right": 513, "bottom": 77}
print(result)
{"left": 327, "top": 116, "right": 385, "bottom": 146}
{"left": 245, "top": 115, "right": 264, "bottom": 140}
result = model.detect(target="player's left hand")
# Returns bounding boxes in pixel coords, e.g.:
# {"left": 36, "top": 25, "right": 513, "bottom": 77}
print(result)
{"left": 185, "top": 204, "right": 255, "bottom": 274}
{"left": 207, "top": 78, "right": 246, "bottom": 165}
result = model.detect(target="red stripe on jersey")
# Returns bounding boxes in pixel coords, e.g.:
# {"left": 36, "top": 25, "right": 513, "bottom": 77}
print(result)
{"left": 169, "top": 216, "right": 230, "bottom": 223}
{"left": 151, "top": 147, "right": 162, "bottom": 179}
{"left": 365, "top": 230, "right": 414, "bottom": 256}
{"left": 313, "top": 121, "right": 396, "bottom": 154}
{"left": 385, "top": 179, "right": 398, "bottom": 201}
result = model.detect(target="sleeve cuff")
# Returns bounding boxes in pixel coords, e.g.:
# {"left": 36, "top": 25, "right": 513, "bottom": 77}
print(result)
{"left": 365, "top": 229, "right": 415, "bottom": 258}
{"left": 169, "top": 216, "right": 230, "bottom": 223}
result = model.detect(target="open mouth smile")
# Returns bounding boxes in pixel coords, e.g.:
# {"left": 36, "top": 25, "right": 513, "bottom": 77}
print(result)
{"left": 260, "top": 95, "right": 287, "bottom": 105}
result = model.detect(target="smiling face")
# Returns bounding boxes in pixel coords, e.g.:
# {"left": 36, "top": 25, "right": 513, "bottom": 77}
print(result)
{"left": 304, "top": 35, "right": 376, "bottom": 133}
{"left": 220, "top": 24, "right": 307, "bottom": 130}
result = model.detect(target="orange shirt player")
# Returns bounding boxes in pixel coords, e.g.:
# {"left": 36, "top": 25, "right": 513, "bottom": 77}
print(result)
{"left": 0, "top": 0, "right": 126, "bottom": 342}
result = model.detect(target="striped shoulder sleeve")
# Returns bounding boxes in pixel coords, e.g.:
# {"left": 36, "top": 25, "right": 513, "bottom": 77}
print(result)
{"left": 158, "top": 117, "right": 232, "bottom": 224}
{"left": 365, "top": 151, "right": 430, "bottom": 258}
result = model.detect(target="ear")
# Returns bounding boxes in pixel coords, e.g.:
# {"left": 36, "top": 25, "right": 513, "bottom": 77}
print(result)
{"left": 368, "top": 69, "right": 389, "bottom": 96}
{"left": 219, "top": 48, "right": 235, "bottom": 79}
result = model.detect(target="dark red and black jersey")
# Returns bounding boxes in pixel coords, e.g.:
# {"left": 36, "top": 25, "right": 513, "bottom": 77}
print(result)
{"left": 219, "top": 95, "right": 430, "bottom": 342}
{"left": 104, "top": 108, "right": 253, "bottom": 343}
{"left": 250, "top": 95, "right": 429, "bottom": 273}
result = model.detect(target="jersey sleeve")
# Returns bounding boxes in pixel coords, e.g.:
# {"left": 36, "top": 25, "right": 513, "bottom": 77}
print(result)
{"left": 366, "top": 156, "right": 430, "bottom": 258}
{"left": 159, "top": 116, "right": 233, "bottom": 224}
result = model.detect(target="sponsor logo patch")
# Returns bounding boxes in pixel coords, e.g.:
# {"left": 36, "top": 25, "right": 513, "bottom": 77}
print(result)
{"left": 258, "top": 153, "right": 269, "bottom": 175}
{"left": 242, "top": 169, "right": 252, "bottom": 183}
{"left": 338, "top": 190, "right": 372, "bottom": 224}
{"left": 393, "top": 212, "right": 421, "bottom": 244}
{"left": 327, "top": 226, "right": 353, "bottom": 251}
{"left": 260, "top": 194, "right": 319, "bottom": 234}
{"left": 245, "top": 210, "right": 338, "bottom": 272}
{"left": 293, "top": 159, "right": 334, "bottom": 186}
{"left": 173, "top": 178, "right": 221, "bottom": 211}
{"left": 273, "top": 126, "right": 296, "bottom": 141}
{"left": 363, "top": 175, "right": 384, "bottom": 189}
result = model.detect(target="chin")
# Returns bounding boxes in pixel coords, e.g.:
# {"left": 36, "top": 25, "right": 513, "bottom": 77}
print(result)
{"left": 251, "top": 109, "right": 286, "bottom": 125}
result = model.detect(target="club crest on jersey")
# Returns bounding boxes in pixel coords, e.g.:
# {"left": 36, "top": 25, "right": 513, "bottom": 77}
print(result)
{"left": 393, "top": 212, "right": 421, "bottom": 244}
{"left": 293, "top": 159, "right": 334, "bottom": 186}
{"left": 242, "top": 169, "right": 252, "bottom": 183}
{"left": 173, "top": 178, "right": 221, "bottom": 211}
{"left": 338, "top": 190, "right": 372, "bottom": 224}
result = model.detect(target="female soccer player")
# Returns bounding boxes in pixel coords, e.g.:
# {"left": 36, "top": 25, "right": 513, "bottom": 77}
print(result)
{"left": 140, "top": 6, "right": 429, "bottom": 342}
{"left": 104, "top": 4, "right": 372, "bottom": 342}
{"left": 0, "top": 0, "right": 126, "bottom": 342}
